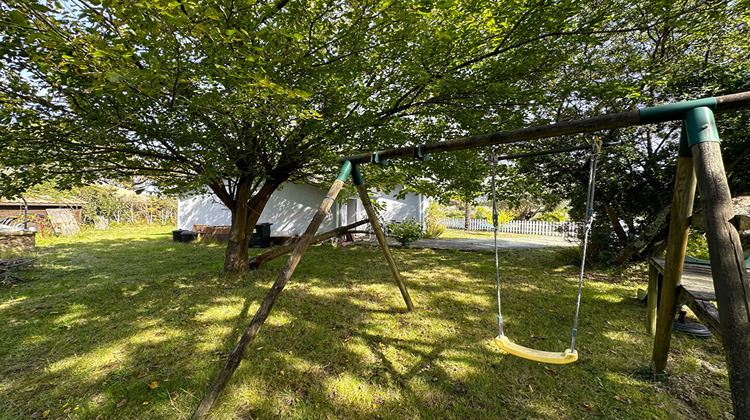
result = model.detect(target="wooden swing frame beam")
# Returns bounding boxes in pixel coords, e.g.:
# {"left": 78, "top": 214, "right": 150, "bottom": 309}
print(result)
{"left": 192, "top": 91, "right": 750, "bottom": 419}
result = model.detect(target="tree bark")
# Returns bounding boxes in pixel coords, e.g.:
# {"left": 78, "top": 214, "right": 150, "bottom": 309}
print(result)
{"left": 222, "top": 178, "right": 284, "bottom": 273}
{"left": 464, "top": 202, "right": 472, "bottom": 231}
{"left": 602, "top": 200, "right": 629, "bottom": 245}
{"left": 613, "top": 204, "right": 671, "bottom": 264}
{"left": 248, "top": 220, "right": 369, "bottom": 269}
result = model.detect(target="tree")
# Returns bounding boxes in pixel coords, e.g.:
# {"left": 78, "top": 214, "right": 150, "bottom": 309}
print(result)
{"left": 2, "top": 0, "right": 647, "bottom": 271}
{"left": 503, "top": 0, "right": 750, "bottom": 263}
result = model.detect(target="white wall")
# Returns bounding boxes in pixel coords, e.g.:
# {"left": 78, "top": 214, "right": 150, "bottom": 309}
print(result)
{"left": 178, "top": 183, "right": 427, "bottom": 235}
{"left": 178, "top": 183, "right": 340, "bottom": 235}
{"left": 368, "top": 188, "right": 428, "bottom": 227}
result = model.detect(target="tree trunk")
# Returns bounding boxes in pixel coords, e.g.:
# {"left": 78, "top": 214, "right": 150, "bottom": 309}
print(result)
{"left": 602, "top": 200, "right": 628, "bottom": 245}
{"left": 613, "top": 204, "right": 671, "bottom": 264}
{"left": 223, "top": 178, "right": 284, "bottom": 273}
{"left": 464, "top": 202, "right": 472, "bottom": 231}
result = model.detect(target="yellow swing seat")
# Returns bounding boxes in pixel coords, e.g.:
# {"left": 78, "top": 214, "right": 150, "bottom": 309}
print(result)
{"left": 495, "top": 334, "right": 578, "bottom": 365}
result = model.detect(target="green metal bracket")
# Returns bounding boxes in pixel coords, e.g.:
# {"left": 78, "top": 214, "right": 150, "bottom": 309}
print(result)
{"left": 351, "top": 164, "right": 364, "bottom": 186}
{"left": 683, "top": 107, "right": 720, "bottom": 148}
{"left": 371, "top": 151, "right": 389, "bottom": 166}
{"left": 639, "top": 97, "right": 717, "bottom": 124}
{"left": 336, "top": 160, "right": 353, "bottom": 182}
{"left": 413, "top": 145, "right": 431, "bottom": 160}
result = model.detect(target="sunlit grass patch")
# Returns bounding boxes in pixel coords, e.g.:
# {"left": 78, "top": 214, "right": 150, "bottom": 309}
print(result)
{"left": 0, "top": 226, "right": 733, "bottom": 419}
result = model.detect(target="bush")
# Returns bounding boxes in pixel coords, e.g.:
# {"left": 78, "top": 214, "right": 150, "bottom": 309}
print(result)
{"left": 686, "top": 231, "right": 710, "bottom": 260}
{"left": 423, "top": 202, "right": 446, "bottom": 238}
{"left": 485, "top": 210, "right": 513, "bottom": 228}
{"left": 387, "top": 218, "right": 423, "bottom": 247}
{"left": 473, "top": 206, "right": 491, "bottom": 220}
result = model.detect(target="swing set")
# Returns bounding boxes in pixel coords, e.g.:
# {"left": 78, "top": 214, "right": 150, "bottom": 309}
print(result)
{"left": 488, "top": 139, "right": 602, "bottom": 364}
{"left": 193, "top": 92, "right": 750, "bottom": 418}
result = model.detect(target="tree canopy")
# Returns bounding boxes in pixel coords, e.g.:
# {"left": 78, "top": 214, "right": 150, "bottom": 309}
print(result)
{"left": 2, "top": 0, "right": 747, "bottom": 269}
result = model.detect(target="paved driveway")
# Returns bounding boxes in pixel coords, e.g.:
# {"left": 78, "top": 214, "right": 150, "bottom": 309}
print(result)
{"left": 366, "top": 235, "right": 578, "bottom": 251}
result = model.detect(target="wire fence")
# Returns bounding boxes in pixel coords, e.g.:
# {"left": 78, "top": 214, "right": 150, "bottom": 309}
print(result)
{"left": 441, "top": 218, "right": 581, "bottom": 238}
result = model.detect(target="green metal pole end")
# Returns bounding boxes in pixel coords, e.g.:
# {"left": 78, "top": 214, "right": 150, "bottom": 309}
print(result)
{"left": 351, "top": 164, "right": 364, "bottom": 186}
{"left": 639, "top": 97, "right": 717, "bottom": 124}
{"left": 683, "top": 106, "right": 720, "bottom": 148}
{"left": 339, "top": 155, "right": 369, "bottom": 165}
{"left": 336, "top": 160, "right": 353, "bottom": 183}
{"left": 677, "top": 125, "right": 691, "bottom": 158}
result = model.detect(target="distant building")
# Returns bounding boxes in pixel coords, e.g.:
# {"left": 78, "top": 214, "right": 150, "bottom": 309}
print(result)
{"left": 178, "top": 182, "right": 429, "bottom": 237}
{"left": 0, "top": 197, "right": 87, "bottom": 223}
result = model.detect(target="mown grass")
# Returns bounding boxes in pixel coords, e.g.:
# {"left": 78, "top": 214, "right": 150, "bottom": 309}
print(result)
{"left": 0, "top": 226, "right": 732, "bottom": 419}
{"left": 439, "top": 228, "right": 534, "bottom": 240}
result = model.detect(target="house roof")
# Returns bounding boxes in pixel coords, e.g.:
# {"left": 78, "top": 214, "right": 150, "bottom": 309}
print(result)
{"left": 0, "top": 196, "right": 87, "bottom": 207}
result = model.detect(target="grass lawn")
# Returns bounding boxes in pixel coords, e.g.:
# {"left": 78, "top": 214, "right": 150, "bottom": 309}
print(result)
{"left": 0, "top": 226, "right": 732, "bottom": 419}
{"left": 439, "top": 228, "right": 535, "bottom": 240}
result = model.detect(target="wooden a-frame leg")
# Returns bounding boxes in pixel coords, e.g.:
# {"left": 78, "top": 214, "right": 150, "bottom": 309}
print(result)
{"left": 688, "top": 107, "right": 750, "bottom": 418}
{"left": 191, "top": 162, "right": 353, "bottom": 419}
{"left": 352, "top": 165, "right": 414, "bottom": 311}
{"left": 652, "top": 148, "right": 697, "bottom": 371}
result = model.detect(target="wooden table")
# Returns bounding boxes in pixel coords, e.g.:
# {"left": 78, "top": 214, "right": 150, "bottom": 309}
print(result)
{"left": 648, "top": 258, "right": 727, "bottom": 336}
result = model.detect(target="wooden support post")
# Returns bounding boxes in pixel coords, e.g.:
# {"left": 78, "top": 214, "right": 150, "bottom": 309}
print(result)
{"left": 248, "top": 219, "right": 369, "bottom": 269}
{"left": 688, "top": 108, "right": 750, "bottom": 418}
{"left": 652, "top": 144, "right": 697, "bottom": 371}
{"left": 646, "top": 261, "right": 659, "bottom": 336}
{"left": 353, "top": 167, "right": 414, "bottom": 311}
{"left": 191, "top": 162, "right": 353, "bottom": 419}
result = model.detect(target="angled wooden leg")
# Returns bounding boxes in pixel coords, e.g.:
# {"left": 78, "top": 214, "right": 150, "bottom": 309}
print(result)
{"left": 652, "top": 131, "right": 697, "bottom": 372}
{"left": 352, "top": 165, "right": 414, "bottom": 311}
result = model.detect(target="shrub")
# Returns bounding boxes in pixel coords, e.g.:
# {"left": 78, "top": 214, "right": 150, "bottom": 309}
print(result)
{"left": 387, "top": 218, "right": 423, "bottom": 247}
{"left": 423, "top": 202, "right": 446, "bottom": 238}
{"left": 485, "top": 210, "right": 514, "bottom": 228}
{"left": 473, "top": 206, "right": 491, "bottom": 220}
{"left": 686, "top": 231, "right": 710, "bottom": 260}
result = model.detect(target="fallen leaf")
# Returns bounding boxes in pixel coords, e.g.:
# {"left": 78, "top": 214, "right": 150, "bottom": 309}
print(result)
{"left": 279, "top": 370, "right": 285, "bottom": 376}
{"left": 528, "top": 384, "right": 534, "bottom": 393}
{"left": 614, "top": 395, "right": 631, "bottom": 404}
{"left": 42, "top": 410, "right": 50, "bottom": 418}
{"left": 142, "top": 401, "right": 149, "bottom": 405}
{"left": 578, "top": 403, "right": 594, "bottom": 412}
{"left": 116, "top": 398, "right": 128, "bottom": 408}
{"left": 147, "top": 381, "right": 158, "bottom": 389}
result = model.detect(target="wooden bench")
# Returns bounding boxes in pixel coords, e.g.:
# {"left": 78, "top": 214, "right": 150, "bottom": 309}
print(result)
{"left": 647, "top": 257, "right": 744, "bottom": 337}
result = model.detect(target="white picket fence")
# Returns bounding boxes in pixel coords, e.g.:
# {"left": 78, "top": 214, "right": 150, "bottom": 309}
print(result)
{"left": 441, "top": 218, "right": 581, "bottom": 238}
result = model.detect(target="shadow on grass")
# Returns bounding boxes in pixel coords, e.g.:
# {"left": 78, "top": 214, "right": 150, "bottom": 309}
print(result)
{"left": 0, "top": 227, "right": 732, "bottom": 419}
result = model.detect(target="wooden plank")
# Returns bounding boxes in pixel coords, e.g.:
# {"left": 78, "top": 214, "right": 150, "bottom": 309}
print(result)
{"left": 678, "top": 287, "right": 721, "bottom": 337}
{"left": 45, "top": 209, "right": 80, "bottom": 235}
{"left": 651, "top": 258, "right": 740, "bottom": 302}
{"left": 653, "top": 154, "right": 697, "bottom": 372}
